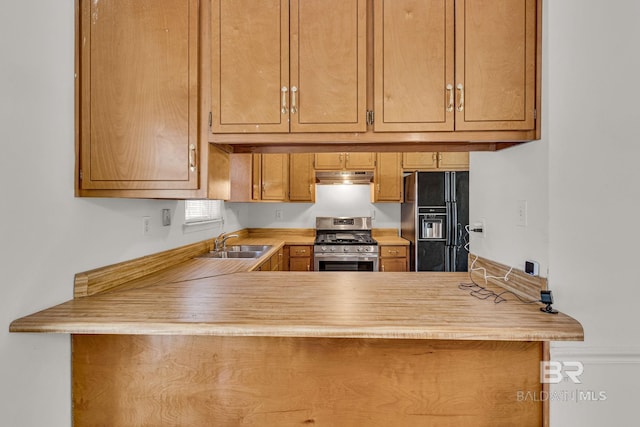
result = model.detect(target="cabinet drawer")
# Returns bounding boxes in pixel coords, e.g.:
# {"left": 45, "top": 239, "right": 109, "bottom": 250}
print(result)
{"left": 289, "top": 246, "right": 312, "bottom": 257}
{"left": 380, "top": 246, "right": 407, "bottom": 258}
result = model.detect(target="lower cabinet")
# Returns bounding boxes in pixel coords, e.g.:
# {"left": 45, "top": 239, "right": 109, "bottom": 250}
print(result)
{"left": 287, "top": 245, "right": 313, "bottom": 271}
{"left": 257, "top": 248, "right": 284, "bottom": 271}
{"left": 379, "top": 246, "right": 408, "bottom": 272}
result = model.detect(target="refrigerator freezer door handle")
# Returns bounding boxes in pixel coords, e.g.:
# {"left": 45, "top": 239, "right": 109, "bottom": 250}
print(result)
{"left": 444, "top": 172, "right": 451, "bottom": 203}
{"left": 445, "top": 246, "right": 451, "bottom": 272}
{"left": 452, "top": 201, "right": 459, "bottom": 246}
{"left": 451, "top": 246, "right": 457, "bottom": 272}
{"left": 451, "top": 172, "right": 457, "bottom": 203}
{"left": 445, "top": 202, "right": 452, "bottom": 246}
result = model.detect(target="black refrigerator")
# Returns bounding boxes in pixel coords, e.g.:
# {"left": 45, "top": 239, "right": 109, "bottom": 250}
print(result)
{"left": 401, "top": 171, "right": 469, "bottom": 272}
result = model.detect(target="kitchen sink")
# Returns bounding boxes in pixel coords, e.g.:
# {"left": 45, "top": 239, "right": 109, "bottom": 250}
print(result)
{"left": 198, "top": 250, "right": 264, "bottom": 259}
{"left": 225, "top": 245, "right": 272, "bottom": 252}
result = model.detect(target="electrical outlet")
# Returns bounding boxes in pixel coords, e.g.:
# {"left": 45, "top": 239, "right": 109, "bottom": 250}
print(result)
{"left": 275, "top": 209, "right": 283, "bottom": 221}
{"left": 142, "top": 216, "right": 151, "bottom": 236}
{"left": 472, "top": 218, "right": 486, "bottom": 238}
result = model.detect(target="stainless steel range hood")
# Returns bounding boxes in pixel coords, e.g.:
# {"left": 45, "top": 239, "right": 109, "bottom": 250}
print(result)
{"left": 315, "top": 170, "right": 374, "bottom": 185}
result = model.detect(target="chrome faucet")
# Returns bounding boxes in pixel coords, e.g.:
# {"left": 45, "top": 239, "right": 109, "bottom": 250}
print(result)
{"left": 214, "top": 232, "right": 239, "bottom": 251}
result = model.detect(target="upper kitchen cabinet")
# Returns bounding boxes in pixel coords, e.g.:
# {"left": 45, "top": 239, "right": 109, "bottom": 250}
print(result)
{"left": 211, "top": 0, "right": 367, "bottom": 133}
{"left": 373, "top": 153, "right": 403, "bottom": 202}
{"left": 260, "top": 154, "right": 289, "bottom": 201}
{"left": 374, "top": 0, "right": 537, "bottom": 132}
{"left": 228, "top": 153, "right": 289, "bottom": 201}
{"left": 402, "top": 152, "right": 469, "bottom": 171}
{"left": 314, "top": 153, "right": 375, "bottom": 170}
{"left": 76, "top": 0, "right": 225, "bottom": 199}
{"left": 289, "top": 153, "right": 316, "bottom": 202}
{"left": 373, "top": 0, "right": 453, "bottom": 132}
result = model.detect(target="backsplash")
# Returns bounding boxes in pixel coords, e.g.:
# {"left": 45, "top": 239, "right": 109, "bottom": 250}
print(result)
{"left": 226, "top": 185, "right": 401, "bottom": 229}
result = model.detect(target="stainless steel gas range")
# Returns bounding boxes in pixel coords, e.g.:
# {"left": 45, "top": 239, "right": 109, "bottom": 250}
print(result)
{"left": 314, "top": 217, "right": 379, "bottom": 272}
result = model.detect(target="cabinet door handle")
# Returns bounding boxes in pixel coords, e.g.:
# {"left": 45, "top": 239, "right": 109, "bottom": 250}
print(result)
{"left": 291, "top": 86, "right": 298, "bottom": 114}
{"left": 446, "top": 84, "right": 454, "bottom": 112}
{"left": 189, "top": 144, "right": 197, "bottom": 172}
{"left": 281, "top": 86, "right": 289, "bottom": 114}
{"left": 456, "top": 83, "right": 464, "bottom": 112}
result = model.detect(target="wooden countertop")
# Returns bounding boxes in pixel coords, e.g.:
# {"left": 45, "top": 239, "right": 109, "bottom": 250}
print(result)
{"left": 10, "top": 271, "right": 583, "bottom": 342}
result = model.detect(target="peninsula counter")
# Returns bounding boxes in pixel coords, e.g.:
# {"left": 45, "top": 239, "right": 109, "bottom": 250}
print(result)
{"left": 11, "top": 268, "right": 583, "bottom": 426}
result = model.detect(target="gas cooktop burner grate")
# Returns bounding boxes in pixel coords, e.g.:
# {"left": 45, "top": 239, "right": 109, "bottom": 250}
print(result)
{"left": 314, "top": 233, "right": 377, "bottom": 245}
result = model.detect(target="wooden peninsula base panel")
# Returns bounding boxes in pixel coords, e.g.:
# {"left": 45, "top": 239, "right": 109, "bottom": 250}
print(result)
{"left": 73, "top": 335, "right": 544, "bottom": 426}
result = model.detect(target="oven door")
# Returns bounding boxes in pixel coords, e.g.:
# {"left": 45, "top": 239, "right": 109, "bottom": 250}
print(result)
{"left": 314, "top": 254, "right": 378, "bottom": 272}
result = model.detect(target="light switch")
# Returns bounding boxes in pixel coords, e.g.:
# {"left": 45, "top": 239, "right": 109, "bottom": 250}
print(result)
{"left": 517, "top": 200, "right": 527, "bottom": 227}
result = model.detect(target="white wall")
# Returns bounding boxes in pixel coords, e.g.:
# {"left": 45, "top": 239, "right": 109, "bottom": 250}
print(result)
{"left": 235, "top": 185, "right": 401, "bottom": 229}
{"left": 471, "top": 1, "right": 640, "bottom": 425}
{"left": 0, "top": 2, "right": 241, "bottom": 426}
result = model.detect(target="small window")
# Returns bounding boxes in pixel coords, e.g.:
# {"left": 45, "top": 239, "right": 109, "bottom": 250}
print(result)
{"left": 184, "top": 200, "right": 223, "bottom": 224}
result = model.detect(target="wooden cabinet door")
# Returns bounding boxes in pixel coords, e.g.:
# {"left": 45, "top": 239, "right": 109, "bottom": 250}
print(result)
{"left": 380, "top": 257, "right": 408, "bottom": 272}
{"left": 438, "top": 152, "right": 469, "bottom": 170}
{"left": 455, "top": 0, "right": 536, "bottom": 131}
{"left": 345, "top": 153, "right": 375, "bottom": 170}
{"left": 374, "top": 0, "right": 454, "bottom": 132}
{"left": 289, "top": 257, "right": 312, "bottom": 271}
{"left": 261, "top": 154, "right": 289, "bottom": 200}
{"left": 402, "top": 153, "right": 438, "bottom": 170}
{"left": 290, "top": 0, "right": 367, "bottom": 132}
{"left": 289, "top": 154, "right": 315, "bottom": 202}
{"left": 79, "top": 0, "right": 200, "bottom": 190}
{"left": 314, "top": 153, "right": 344, "bottom": 170}
{"left": 228, "top": 153, "right": 253, "bottom": 202}
{"left": 374, "top": 153, "right": 402, "bottom": 202}
{"left": 212, "top": 0, "right": 289, "bottom": 133}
